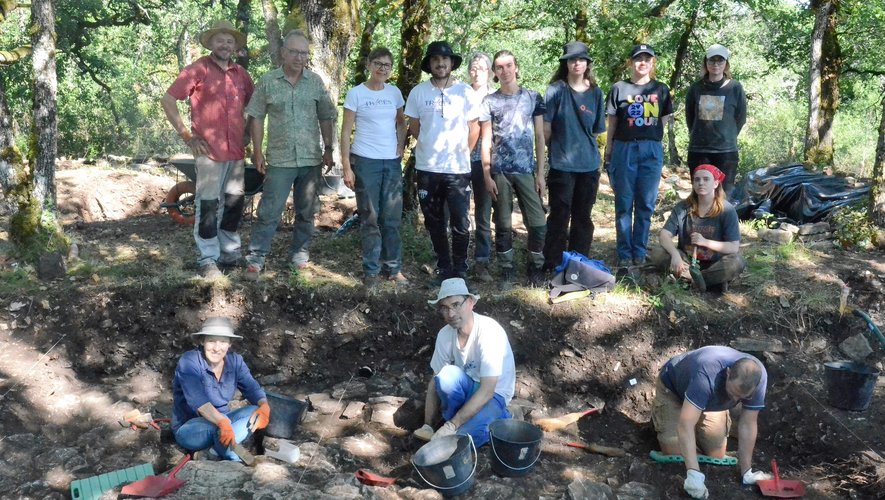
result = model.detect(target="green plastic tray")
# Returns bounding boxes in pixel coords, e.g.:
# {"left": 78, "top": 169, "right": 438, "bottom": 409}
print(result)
{"left": 70, "top": 463, "right": 155, "bottom": 500}
{"left": 649, "top": 450, "right": 737, "bottom": 466}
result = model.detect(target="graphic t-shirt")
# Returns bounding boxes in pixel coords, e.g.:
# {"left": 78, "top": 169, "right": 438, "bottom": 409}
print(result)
{"left": 685, "top": 78, "right": 747, "bottom": 153}
{"left": 662, "top": 200, "right": 741, "bottom": 264}
{"left": 405, "top": 80, "right": 480, "bottom": 174}
{"left": 429, "top": 313, "right": 516, "bottom": 403}
{"left": 606, "top": 80, "right": 673, "bottom": 142}
{"left": 343, "top": 83, "right": 405, "bottom": 160}
{"left": 660, "top": 346, "right": 767, "bottom": 412}
{"left": 479, "top": 88, "right": 545, "bottom": 175}
{"left": 544, "top": 81, "right": 606, "bottom": 173}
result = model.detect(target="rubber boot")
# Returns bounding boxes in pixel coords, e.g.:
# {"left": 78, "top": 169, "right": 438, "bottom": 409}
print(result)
{"left": 498, "top": 249, "right": 515, "bottom": 291}
{"left": 527, "top": 251, "right": 546, "bottom": 286}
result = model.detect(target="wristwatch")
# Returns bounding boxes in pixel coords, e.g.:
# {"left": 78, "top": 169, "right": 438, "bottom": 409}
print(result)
{"left": 324, "top": 145, "right": 333, "bottom": 153}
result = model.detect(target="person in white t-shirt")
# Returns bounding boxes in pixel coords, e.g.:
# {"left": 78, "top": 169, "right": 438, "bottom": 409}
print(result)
{"left": 412, "top": 278, "right": 515, "bottom": 446}
{"left": 341, "top": 47, "right": 408, "bottom": 289}
{"left": 405, "top": 41, "right": 481, "bottom": 284}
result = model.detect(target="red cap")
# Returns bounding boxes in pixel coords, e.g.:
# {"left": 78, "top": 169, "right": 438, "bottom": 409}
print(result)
{"left": 695, "top": 164, "right": 726, "bottom": 183}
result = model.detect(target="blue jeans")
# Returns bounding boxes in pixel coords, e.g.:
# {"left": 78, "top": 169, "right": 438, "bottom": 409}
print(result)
{"left": 435, "top": 365, "right": 511, "bottom": 447}
{"left": 416, "top": 171, "right": 472, "bottom": 274}
{"left": 351, "top": 154, "right": 403, "bottom": 277}
{"left": 193, "top": 156, "right": 245, "bottom": 266}
{"left": 247, "top": 165, "right": 320, "bottom": 268}
{"left": 609, "top": 140, "right": 663, "bottom": 261}
{"left": 174, "top": 406, "right": 256, "bottom": 461}
{"left": 470, "top": 160, "right": 492, "bottom": 264}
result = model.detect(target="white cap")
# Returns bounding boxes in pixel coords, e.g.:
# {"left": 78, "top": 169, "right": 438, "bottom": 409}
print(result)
{"left": 706, "top": 44, "right": 730, "bottom": 60}
{"left": 428, "top": 278, "right": 480, "bottom": 305}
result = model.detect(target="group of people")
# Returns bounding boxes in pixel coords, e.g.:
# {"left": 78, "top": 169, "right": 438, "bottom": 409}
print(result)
{"left": 174, "top": 278, "right": 771, "bottom": 498}
{"left": 163, "top": 20, "right": 748, "bottom": 291}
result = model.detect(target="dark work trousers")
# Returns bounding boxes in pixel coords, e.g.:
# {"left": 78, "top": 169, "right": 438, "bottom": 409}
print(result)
{"left": 542, "top": 168, "right": 600, "bottom": 270}
{"left": 469, "top": 160, "right": 493, "bottom": 264}
{"left": 417, "top": 170, "right": 472, "bottom": 274}
{"left": 687, "top": 151, "right": 739, "bottom": 201}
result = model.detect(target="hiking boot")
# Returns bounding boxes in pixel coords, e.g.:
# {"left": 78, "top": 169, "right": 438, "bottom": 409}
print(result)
{"left": 432, "top": 268, "right": 451, "bottom": 286}
{"left": 363, "top": 274, "right": 380, "bottom": 291}
{"left": 245, "top": 263, "right": 261, "bottom": 281}
{"left": 217, "top": 257, "right": 242, "bottom": 269}
{"left": 527, "top": 266, "right": 546, "bottom": 287}
{"left": 474, "top": 262, "right": 493, "bottom": 283}
{"left": 199, "top": 262, "right": 222, "bottom": 279}
{"left": 500, "top": 267, "right": 515, "bottom": 291}
{"left": 387, "top": 272, "right": 409, "bottom": 285}
{"left": 617, "top": 258, "right": 631, "bottom": 269}
{"left": 633, "top": 256, "right": 647, "bottom": 266}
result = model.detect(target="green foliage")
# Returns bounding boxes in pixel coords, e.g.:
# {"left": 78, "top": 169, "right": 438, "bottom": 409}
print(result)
{"left": 746, "top": 212, "right": 775, "bottom": 231}
{"left": 9, "top": 199, "right": 70, "bottom": 263}
{"left": 832, "top": 206, "right": 877, "bottom": 250}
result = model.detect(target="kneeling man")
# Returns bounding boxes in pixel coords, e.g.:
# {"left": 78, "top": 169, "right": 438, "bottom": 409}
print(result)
{"left": 414, "top": 278, "right": 515, "bottom": 446}
{"left": 653, "top": 345, "right": 772, "bottom": 499}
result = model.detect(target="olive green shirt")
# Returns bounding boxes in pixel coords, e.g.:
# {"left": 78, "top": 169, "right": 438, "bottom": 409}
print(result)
{"left": 246, "top": 67, "right": 336, "bottom": 168}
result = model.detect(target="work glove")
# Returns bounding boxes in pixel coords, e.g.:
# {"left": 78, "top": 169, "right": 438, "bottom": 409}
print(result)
{"left": 217, "top": 418, "right": 235, "bottom": 447}
{"left": 684, "top": 469, "right": 709, "bottom": 499}
{"left": 431, "top": 421, "right": 458, "bottom": 441}
{"left": 413, "top": 423, "right": 434, "bottom": 442}
{"left": 742, "top": 468, "right": 773, "bottom": 485}
{"left": 249, "top": 402, "right": 271, "bottom": 432}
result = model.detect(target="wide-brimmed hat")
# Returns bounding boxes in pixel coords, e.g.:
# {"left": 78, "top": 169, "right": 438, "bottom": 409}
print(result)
{"left": 705, "top": 44, "right": 731, "bottom": 61}
{"left": 630, "top": 44, "right": 656, "bottom": 58}
{"left": 192, "top": 317, "right": 243, "bottom": 339}
{"left": 560, "top": 41, "right": 592, "bottom": 62}
{"left": 421, "top": 41, "right": 463, "bottom": 73}
{"left": 428, "top": 278, "right": 480, "bottom": 305}
{"left": 200, "top": 20, "right": 247, "bottom": 50}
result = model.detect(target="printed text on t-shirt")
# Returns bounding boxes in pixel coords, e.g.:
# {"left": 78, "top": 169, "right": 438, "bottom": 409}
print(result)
{"left": 626, "top": 94, "right": 660, "bottom": 127}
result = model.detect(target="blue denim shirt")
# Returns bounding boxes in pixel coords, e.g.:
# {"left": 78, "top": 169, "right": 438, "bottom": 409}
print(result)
{"left": 172, "top": 349, "right": 266, "bottom": 431}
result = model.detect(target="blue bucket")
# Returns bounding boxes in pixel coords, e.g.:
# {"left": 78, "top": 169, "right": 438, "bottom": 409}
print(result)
{"left": 412, "top": 434, "right": 476, "bottom": 497}
{"left": 488, "top": 419, "right": 543, "bottom": 477}
{"left": 265, "top": 391, "right": 308, "bottom": 439}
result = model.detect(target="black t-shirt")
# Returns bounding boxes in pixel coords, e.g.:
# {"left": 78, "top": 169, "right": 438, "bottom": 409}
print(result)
{"left": 663, "top": 200, "right": 741, "bottom": 264}
{"left": 606, "top": 79, "right": 673, "bottom": 142}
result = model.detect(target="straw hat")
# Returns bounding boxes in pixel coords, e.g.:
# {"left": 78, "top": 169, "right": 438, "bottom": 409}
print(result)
{"left": 199, "top": 20, "right": 247, "bottom": 50}
{"left": 428, "top": 278, "right": 480, "bottom": 305}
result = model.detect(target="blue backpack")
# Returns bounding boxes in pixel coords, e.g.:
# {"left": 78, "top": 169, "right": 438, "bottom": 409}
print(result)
{"left": 550, "top": 251, "right": 616, "bottom": 299}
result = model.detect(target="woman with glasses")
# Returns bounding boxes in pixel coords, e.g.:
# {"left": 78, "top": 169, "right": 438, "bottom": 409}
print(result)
{"left": 604, "top": 44, "right": 674, "bottom": 268}
{"left": 685, "top": 44, "right": 747, "bottom": 200}
{"left": 341, "top": 47, "right": 408, "bottom": 288}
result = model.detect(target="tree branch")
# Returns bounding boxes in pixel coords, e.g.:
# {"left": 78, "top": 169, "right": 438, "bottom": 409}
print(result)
{"left": 0, "top": 45, "right": 31, "bottom": 65}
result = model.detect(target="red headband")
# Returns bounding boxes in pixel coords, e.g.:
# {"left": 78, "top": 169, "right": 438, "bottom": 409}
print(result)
{"left": 695, "top": 164, "right": 726, "bottom": 183}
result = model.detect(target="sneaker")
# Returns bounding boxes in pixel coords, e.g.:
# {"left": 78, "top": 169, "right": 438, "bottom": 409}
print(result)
{"left": 363, "top": 274, "right": 380, "bottom": 290}
{"left": 245, "top": 263, "right": 261, "bottom": 281}
{"left": 199, "top": 262, "right": 222, "bottom": 279}
{"left": 474, "top": 263, "right": 493, "bottom": 283}
{"left": 432, "top": 268, "right": 452, "bottom": 286}
{"left": 617, "top": 259, "right": 631, "bottom": 269}
{"left": 387, "top": 272, "right": 409, "bottom": 285}
{"left": 633, "top": 256, "right": 647, "bottom": 266}
{"left": 217, "top": 258, "right": 242, "bottom": 269}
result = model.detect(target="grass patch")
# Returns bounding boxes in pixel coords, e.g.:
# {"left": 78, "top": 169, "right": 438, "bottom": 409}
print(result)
{"left": 775, "top": 240, "right": 814, "bottom": 264}
{"left": 0, "top": 268, "right": 41, "bottom": 296}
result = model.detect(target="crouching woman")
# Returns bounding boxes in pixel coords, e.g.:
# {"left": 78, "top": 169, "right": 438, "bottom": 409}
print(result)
{"left": 649, "top": 164, "right": 745, "bottom": 291}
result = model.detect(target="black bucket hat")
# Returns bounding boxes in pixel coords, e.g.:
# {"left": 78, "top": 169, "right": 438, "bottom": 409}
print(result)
{"left": 560, "top": 41, "right": 592, "bottom": 62}
{"left": 421, "top": 41, "right": 463, "bottom": 73}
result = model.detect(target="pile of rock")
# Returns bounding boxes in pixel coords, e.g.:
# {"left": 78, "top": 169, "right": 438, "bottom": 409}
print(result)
{"left": 758, "top": 221, "right": 832, "bottom": 246}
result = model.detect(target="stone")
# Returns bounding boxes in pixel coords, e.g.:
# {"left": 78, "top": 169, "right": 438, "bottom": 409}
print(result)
{"left": 759, "top": 228, "right": 794, "bottom": 244}
{"left": 798, "top": 221, "right": 831, "bottom": 235}
{"left": 798, "top": 231, "right": 833, "bottom": 243}
{"left": 340, "top": 433, "right": 392, "bottom": 459}
{"left": 778, "top": 222, "right": 800, "bottom": 234}
{"left": 568, "top": 477, "right": 615, "bottom": 500}
{"left": 839, "top": 333, "right": 873, "bottom": 361}
{"left": 308, "top": 393, "right": 340, "bottom": 415}
{"left": 730, "top": 337, "right": 785, "bottom": 353}
{"left": 332, "top": 380, "right": 367, "bottom": 399}
{"left": 617, "top": 481, "right": 660, "bottom": 499}
{"left": 37, "top": 252, "right": 66, "bottom": 280}
{"left": 340, "top": 401, "right": 365, "bottom": 420}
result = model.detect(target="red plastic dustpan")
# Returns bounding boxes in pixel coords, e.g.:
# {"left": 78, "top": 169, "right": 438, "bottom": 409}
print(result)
{"left": 121, "top": 454, "right": 191, "bottom": 497}
{"left": 757, "top": 459, "right": 805, "bottom": 498}
{"left": 355, "top": 468, "right": 396, "bottom": 487}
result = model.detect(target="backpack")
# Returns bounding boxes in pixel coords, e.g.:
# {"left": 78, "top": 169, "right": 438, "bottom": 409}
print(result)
{"left": 549, "top": 251, "right": 616, "bottom": 300}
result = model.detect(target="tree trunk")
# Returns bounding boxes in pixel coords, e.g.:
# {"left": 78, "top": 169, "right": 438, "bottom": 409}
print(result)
{"left": 0, "top": 77, "right": 19, "bottom": 193}
{"left": 235, "top": 0, "right": 252, "bottom": 69}
{"left": 9, "top": 0, "right": 66, "bottom": 259}
{"left": 397, "top": 0, "right": 429, "bottom": 212}
{"left": 666, "top": 1, "right": 699, "bottom": 168}
{"left": 574, "top": 6, "right": 589, "bottom": 43}
{"left": 805, "top": 0, "right": 841, "bottom": 168}
{"left": 260, "top": 0, "right": 282, "bottom": 67}
{"left": 871, "top": 89, "right": 885, "bottom": 226}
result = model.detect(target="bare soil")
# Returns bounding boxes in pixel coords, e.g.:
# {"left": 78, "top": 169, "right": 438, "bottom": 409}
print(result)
{"left": 0, "top": 163, "right": 883, "bottom": 499}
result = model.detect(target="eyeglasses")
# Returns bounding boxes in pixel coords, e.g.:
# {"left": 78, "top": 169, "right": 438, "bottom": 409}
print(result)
{"left": 285, "top": 48, "right": 310, "bottom": 59}
{"left": 372, "top": 61, "right": 392, "bottom": 70}
{"left": 437, "top": 298, "right": 466, "bottom": 314}
{"left": 707, "top": 57, "right": 726, "bottom": 65}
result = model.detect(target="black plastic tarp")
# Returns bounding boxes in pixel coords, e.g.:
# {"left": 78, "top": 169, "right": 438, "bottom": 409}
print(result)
{"left": 732, "top": 164, "right": 870, "bottom": 224}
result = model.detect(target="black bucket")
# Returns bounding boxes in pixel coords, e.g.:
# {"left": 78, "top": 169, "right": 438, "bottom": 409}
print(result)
{"left": 488, "top": 419, "right": 543, "bottom": 477}
{"left": 265, "top": 391, "right": 308, "bottom": 439}
{"left": 411, "top": 434, "right": 476, "bottom": 497}
{"left": 823, "top": 361, "right": 880, "bottom": 411}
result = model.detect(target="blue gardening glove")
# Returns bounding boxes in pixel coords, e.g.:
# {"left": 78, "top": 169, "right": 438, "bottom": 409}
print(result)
{"left": 431, "top": 421, "right": 458, "bottom": 440}
{"left": 742, "top": 468, "right": 773, "bottom": 485}
{"left": 684, "top": 469, "right": 709, "bottom": 499}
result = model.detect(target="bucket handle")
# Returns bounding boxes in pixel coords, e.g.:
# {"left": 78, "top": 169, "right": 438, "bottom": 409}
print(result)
{"left": 489, "top": 434, "right": 542, "bottom": 472}
{"left": 411, "top": 434, "right": 477, "bottom": 491}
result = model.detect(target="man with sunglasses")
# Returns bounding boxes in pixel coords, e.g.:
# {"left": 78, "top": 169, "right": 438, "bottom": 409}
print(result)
{"left": 404, "top": 41, "right": 482, "bottom": 284}
{"left": 412, "top": 278, "right": 515, "bottom": 446}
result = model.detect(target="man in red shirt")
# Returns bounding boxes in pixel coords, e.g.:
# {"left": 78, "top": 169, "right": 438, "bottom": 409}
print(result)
{"left": 161, "top": 20, "right": 254, "bottom": 278}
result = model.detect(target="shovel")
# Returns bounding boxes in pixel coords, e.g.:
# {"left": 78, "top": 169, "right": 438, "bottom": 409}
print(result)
{"left": 689, "top": 246, "right": 706, "bottom": 292}
{"left": 757, "top": 459, "right": 805, "bottom": 498}
{"left": 121, "top": 453, "right": 191, "bottom": 498}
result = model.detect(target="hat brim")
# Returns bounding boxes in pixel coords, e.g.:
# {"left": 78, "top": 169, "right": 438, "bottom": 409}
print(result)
{"left": 631, "top": 50, "right": 655, "bottom": 58}
{"left": 200, "top": 29, "right": 247, "bottom": 50}
{"left": 559, "top": 52, "right": 592, "bottom": 62}
{"left": 421, "top": 54, "right": 463, "bottom": 74}
{"left": 427, "top": 291, "right": 480, "bottom": 305}
{"left": 191, "top": 329, "right": 243, "bottom": 339}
